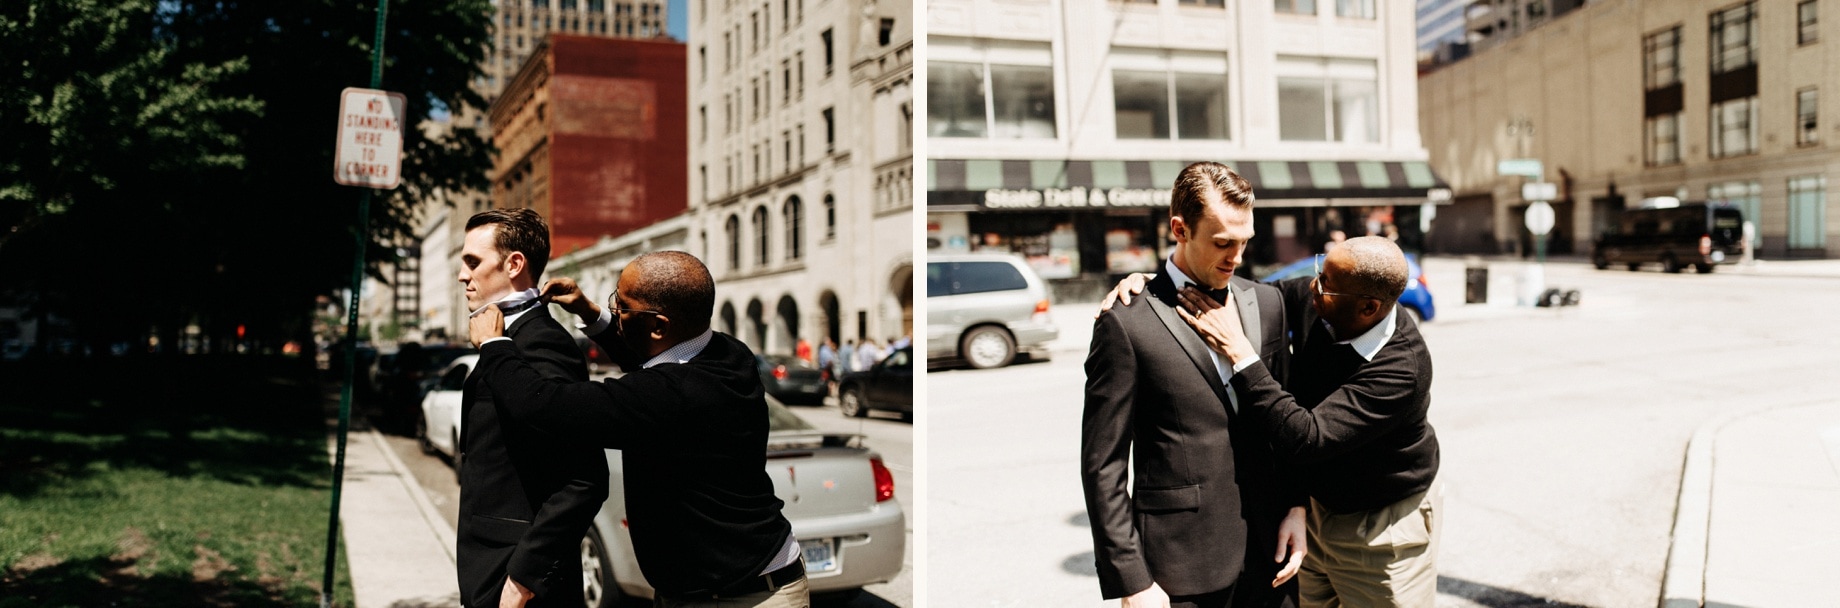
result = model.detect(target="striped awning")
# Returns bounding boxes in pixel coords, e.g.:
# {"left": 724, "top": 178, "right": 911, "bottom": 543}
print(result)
{"left": 928, "top": 159, "right": 1448, "bottom": 210}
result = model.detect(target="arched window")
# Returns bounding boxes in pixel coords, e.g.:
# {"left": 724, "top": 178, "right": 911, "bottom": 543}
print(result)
{"left": 752, "top": 206, "right": 770, "bottom": 267}
{"left": 823, "top": 193, "right": 836, "bottom": 240}
{"left": 784, "top": 196, "right": 804, "bottom": 260}
{"left": 725, "top": 214, "right": 741, "bottom": 271}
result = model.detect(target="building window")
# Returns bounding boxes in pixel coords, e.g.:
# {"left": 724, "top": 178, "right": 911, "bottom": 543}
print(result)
{"left": 1274, "top": 0, "right": 1316, "bottom": 15}
{"left": 900, "top": 102, "right": 912, "bottom": 151}
{"left": 1710, "top": 96, "right": 1758, "bottom": 158}
{"left": 929, "top": 45, "right": 1057, "bottom": 139}
{"left": 726, "top": 214, "right": 742, "bottom": 271}
{"left": 1788, "top": 175, "right": 1827, "bottom": 249}
{"left": 1336, "top": 0, "right": 1373, "bottom": 19}
{"left": 824, "top": 194, "right": 836, "bottom": 240}
{"left": 1710, "top": 1, "right": 1757, "bottom": 75}
{"left": 821, "top": 29, "right": 834, "bottom": 76}
{"left": 750, "top": 12, "right": 759, "bottom": 52}
{"left": 783, "top": 130, "right": 792, "bottom": 170}
{"left": 724, "top": 33, "right": 732, "bottom": 71}
{"left": 698, "top": 105, "right": 707, "bottom": 142}
{"left": 823, "top": 107, "right": 835, "bottom": 153}
{"left": 1646, "top": 113, "right": 1681, "bottom": 166}
{"left": 1176, "top": 0, "right": 1222, "bottom": 7}
{"left": 699, "top": 165, "right": 708, "bottom": 199}
{"left": 751, "top": 78, "right": 759, "bottom": 120}
{"left": 1801, "top": 0, "right": 1819, "bottom": 45}
{"left": 1644, "top": 27, "right": 1679, "bottom": 88}
{"left": 796, "top": 52, "right": 804, "bottom": 98}
{"left": 1111, "top": 54, "right": 1229, "bottom": 140}
{"left": 784, "top": 196, "right": 804, "bottom": 260}
{"left": 782, "top": 60, "right": 791, "bottom": 104}
{"left": 796, "top": 124, "right": 805, "bottom": 163}
{"left": 879, "top": 18, "right": 895, "bottom": 46}
{"left": 1276, "top": 56, "right": 1378, "bottom": 143}
{"left": 752, "top": 206, "right": 770, "bottom": 266}
{"left": 1799, "top": 88, "right": 1819, "bottom": 146}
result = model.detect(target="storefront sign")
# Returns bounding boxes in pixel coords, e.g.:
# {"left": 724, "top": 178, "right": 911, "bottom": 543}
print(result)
{"left": 983, "top": 187, "right": 1172, "bottom": 210}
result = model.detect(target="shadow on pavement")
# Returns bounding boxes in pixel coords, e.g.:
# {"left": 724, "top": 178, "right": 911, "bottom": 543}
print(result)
{"left": 1436, "top": 575, "right": 1593, "bottom": 608}
{"left": 1061, "top": 551, "right": 1098, "bottom": 577}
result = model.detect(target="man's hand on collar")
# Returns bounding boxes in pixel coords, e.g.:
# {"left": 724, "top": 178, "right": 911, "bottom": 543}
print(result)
{"left": 469, "top": 303, "right": 506, "bottom": 348}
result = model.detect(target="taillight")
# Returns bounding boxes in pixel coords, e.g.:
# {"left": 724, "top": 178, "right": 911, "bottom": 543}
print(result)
{"left": 1699, "top": 235, "right": 1712, "bottom": 255}
{"left": 772, "top": 365, "right": 788, "bottom": 380}
{"left": 870, "top": 457, "right": 895, "bottom": 502}
{"left": 1032, "top": 299, "right": 1051, "bottom": 323}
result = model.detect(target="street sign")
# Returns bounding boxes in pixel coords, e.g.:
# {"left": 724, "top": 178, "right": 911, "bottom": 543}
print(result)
{"left": 1522, "top": 181, "right": 1558, "bottom": 202}
{"left": 333, "top": 88, "right": 407, "bottom": 189}
{"left": 1525, "top": 201, "right": 1556, "bottom": 236}
{"left": 1498, "top": 158, "right": 1543, "bottom": 179}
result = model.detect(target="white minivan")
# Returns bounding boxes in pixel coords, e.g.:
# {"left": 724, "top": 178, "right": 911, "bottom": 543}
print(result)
{"left": 925, "top": 253, "right": 1060, "bottom": 369}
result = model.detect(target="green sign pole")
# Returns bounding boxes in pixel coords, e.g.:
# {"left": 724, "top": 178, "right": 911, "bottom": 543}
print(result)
{"left": 324, "top": 1, "right": 389, "bottom": 606}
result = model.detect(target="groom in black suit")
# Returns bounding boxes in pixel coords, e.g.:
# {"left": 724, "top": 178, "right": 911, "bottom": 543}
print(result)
{"left": 1082, "top": 162, "right": 1305, "bottom": 608}
{"left": 469, "top": 251, "right": 806, "bottom": 608}
{"left": 454, "top": 209, "right": 608, "bottom": 608}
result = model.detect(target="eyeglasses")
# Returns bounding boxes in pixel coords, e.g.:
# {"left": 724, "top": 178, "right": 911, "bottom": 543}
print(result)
{"left": 1311, "top": 256, "right": 1377, "bottom": 301}
{"left": 606, "top": 291, "right": 663, "bottom": 317}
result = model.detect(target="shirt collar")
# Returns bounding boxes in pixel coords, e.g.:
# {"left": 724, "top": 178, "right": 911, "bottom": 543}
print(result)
{"left": 492, "top": 288, "right": 544, "bottom": 328}
{"left": 1333, "top": 304, "right": 1398, "bottom": 362}
{"left": 1164, "top": 256, "right": 1230, "bottom": 297}
{"left": 642, "top": 329, "right": 715, "bottom": 369}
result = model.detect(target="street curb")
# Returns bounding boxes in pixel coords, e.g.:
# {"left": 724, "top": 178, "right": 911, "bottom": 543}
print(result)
{"left": 363, "top": 428, "right": 458, "bottom": 563}
{"left": 1658, "top": 414, "right": 1722, "bottom": 608}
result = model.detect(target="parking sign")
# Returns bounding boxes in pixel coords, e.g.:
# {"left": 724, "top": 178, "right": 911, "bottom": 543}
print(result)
{"left": 333, "top": 88, "right": 407, "bottom": 189}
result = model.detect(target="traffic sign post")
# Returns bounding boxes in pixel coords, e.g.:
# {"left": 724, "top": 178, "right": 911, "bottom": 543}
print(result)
{"left": 324, "top": 2, "right": 395, "bottom": 607}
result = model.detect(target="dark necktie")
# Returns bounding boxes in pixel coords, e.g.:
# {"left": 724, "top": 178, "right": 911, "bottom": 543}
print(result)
{"left": 1187, "top": 282, "right": 1232, "bottom": 304}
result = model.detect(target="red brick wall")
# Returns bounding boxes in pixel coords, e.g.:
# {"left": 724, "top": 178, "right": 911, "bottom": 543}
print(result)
{"left": 545, "top": 35, "right": 687, "bottom": 257}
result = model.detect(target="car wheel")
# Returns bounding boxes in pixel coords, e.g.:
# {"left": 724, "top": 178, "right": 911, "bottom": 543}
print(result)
{"left": 1696, "top": 262, "right": 1715, "bottom": 274}
{"left": 415, "top": 412, "right": 435, "bottom": 455}
{"left": 961, "top": 326, "right": 1016, "bottom": 369}
{"left": 841, "top": 388, "right": 869, "bottom": 418}
{"left": 581, "top": 527, "right": 620, "bottom": 608}
{"left": 1592, "top": 253, "right": 1609, "bottom": 270}
{"left": 1661, "top": 254, "right": 1681, "bottom": 273}
{"left": 1626, "top": 262, "right": 1641, "bottom": 271}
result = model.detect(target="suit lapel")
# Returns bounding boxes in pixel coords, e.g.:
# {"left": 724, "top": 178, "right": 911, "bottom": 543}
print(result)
{"left": 1231, "top": 276, "right": 1262, "bottom": 355}
{"left": 1144, "top": 274, "right": 1234, "bottom": 410}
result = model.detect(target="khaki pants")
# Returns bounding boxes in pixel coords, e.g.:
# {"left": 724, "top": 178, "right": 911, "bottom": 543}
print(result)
{"left": 654, "top": 575, "right": 810, "bottom": 608}
{"left": 1298, "top": 483, "right": 1442, "bottom": 608}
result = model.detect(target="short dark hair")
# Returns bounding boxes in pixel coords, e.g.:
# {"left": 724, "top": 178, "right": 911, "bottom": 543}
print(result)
{"left": 1339, "top": 236, "right": 1410, "bottom": 304}
{"left": 465, "top": 208, "right": 551, "bottom": 280}
{"left": 625, "top": 251, "right": 715, "bottom": 334}
{"left": 1169, "top": 162, "right": 1255, "bottom": 228}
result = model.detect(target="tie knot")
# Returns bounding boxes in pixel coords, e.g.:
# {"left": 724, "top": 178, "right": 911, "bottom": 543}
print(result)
{"left": 1189, "top": 282, "right": 1231, "bottom": 304}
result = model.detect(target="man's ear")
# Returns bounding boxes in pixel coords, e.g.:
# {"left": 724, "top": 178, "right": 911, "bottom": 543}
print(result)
{"left": 503, "top": 251, "right": 528, "bottom": 280}
{"left": 649, "top": 314, "right": 672, "bottom": 341}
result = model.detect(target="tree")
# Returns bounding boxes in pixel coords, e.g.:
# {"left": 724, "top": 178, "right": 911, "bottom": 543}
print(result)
{"left": 0, "top": 0, "right": 494, "bottom": 349}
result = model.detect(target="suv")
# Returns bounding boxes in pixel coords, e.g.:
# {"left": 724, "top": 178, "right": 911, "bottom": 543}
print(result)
{"left": 926, "top": 253, "right": 1059, "bottom": 369}
{"left": 1593, "top": 199, "right": 1745, "bottom": 273}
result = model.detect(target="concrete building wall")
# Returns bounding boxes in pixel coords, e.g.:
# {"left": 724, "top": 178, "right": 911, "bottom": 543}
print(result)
{"left": 1420, "top": 0, "right": 1840, "bottom": 257}
{"left": 686, "top": 0, "right": 914, "bottom": 357}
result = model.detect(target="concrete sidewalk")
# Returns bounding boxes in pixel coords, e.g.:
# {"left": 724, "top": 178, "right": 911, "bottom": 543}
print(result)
{"left": 1661, "top": 401, "right": 1840, "bottom": 608}
{"left": 328, "top": 428, "right": 461, "bottom": 608}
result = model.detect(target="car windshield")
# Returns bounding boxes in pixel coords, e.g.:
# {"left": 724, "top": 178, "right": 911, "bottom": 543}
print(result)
{"left": 766, "top": 396, "right": 819, "bottom": 433}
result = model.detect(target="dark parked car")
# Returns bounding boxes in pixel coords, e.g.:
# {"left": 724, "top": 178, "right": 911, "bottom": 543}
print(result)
{"left": 838, "top": 346, "right": 912, "bottom": 420}
{"left": 1260, "top": 253, "right": 1437, "bottom": 322}
{"left": 1593, "top": 199, "right": 1745, "bottom": 273}
{"left": 380, "top": 343, "right": 470, "bottom": 434}
{"left": 757, "top": 354, "right": 829, "bottom": 405}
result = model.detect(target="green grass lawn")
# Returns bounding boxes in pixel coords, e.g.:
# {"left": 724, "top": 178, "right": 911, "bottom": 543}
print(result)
{"left": 0, "top": 356, "right": 355, "bottom": 607}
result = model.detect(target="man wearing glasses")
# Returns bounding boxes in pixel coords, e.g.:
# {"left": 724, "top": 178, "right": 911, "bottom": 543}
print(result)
{"left": 1104, "top": 236, "right": 1441, "bottom": 607}
{"left": 468, "top": 251, "right": 807, "bottom": 608}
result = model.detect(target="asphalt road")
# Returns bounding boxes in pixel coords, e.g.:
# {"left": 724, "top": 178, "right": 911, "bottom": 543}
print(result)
{"left": 378, "top": 392, "right": 914, "bottom": 607}
{"left": 926, "top": 255, "right": 1840, "bottom": 608}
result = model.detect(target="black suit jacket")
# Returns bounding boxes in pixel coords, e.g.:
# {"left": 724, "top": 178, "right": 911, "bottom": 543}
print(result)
{"left": 475, "top": 329, "right": 794, "bottom": 598}
{"left": 1082, "top": 271, "right": 1294, "bottom": 601}
{"left": 457, "top": 307, "right": 609, "bottom": 608}
{"left": 1231, "top": 277, "right": 1439, "bottom": 514}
